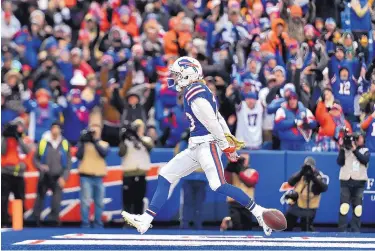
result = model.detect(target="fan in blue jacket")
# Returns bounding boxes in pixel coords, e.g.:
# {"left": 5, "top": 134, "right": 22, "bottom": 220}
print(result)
{"left": 23, "top": 89, "right": 62, "bottom": 142}
{"left": 160, "top": 95, "right": 190, "bottom": 147}
{"left": 267, "top": 83, "right": 305, "bottom": 114}
{"left": 57, "top": 89, "right": 100, "bottom": 145}
{"left": 274, "top": 91, "right": 317, "bottom": 151}
{"left": 330, "top": 66, "right": 358, "bottom": 117}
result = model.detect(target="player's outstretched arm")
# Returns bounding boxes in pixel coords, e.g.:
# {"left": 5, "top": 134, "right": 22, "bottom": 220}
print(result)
{"left": 217, "top": 112, "right": 231, "bottom": 134}
{"left": 191, "top": 98, "right": 229, "bottom": 150}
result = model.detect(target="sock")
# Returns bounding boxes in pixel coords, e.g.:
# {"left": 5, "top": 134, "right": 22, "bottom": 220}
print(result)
{"left": 145, "top": 175, "right": 171, "bottom": 219}
{"left": 216, "top": 183, "right": 256, "bottom": 210}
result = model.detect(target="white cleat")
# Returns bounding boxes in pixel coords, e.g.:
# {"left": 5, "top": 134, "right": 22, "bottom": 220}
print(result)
{"left": 252, "top": 205, "right": 272, "bottom": 236}
{"left": 121, "top": 211, "right": 152, "bottom": 234}
{"left": 256, "top": 213, "right": 272, "bottom": 236}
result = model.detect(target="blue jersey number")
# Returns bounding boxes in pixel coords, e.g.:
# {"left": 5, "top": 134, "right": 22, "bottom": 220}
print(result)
{"left": 248, "top": 114, "right": 258, "bottom": 126}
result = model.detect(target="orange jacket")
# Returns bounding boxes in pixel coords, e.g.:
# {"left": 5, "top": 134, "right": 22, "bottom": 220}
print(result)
{"left": 164, "top": 30, "right": 192, "bottom": 57}
{"left": 112, "top": 15, "right": 139, "bottom": 37}
{"left": 316, "top": 102, "right": 352, "bottom": 137}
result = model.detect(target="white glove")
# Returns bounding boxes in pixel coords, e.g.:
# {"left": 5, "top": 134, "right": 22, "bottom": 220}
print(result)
{"left": 57, "top": 96, "right": 68, "bottom": 108}
{"left": 21, "top": 90, "right": 31, "bottom": 101}
{"left": 295, "top": 119, "right": 303, "bottom": 127}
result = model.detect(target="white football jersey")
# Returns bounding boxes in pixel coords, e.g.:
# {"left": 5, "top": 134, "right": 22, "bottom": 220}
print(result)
{"left": 235, "top": 100, "right": 263, "bottom": 148}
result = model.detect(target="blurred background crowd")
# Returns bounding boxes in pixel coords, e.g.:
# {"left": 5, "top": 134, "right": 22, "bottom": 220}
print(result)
{"left": 1, "top": 0, "right": 375, "bottom": 230}
{"left": 1, "top": 0, "right": 375, "bottom": 151}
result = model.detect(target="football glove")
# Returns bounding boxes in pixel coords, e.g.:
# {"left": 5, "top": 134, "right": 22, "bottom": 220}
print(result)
{"left": 224, "top": 133, "right": 245, "bottom": 150}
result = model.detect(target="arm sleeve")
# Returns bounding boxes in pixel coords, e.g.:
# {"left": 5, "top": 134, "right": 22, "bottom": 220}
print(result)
{"left": 312, "top": 174, "right": 328, "bottom": 194}
{"left": 191, "top": 98, "right": 229, "bottom": 150}
{"left": 361, "top": 116, "right": 373, "bottom": 130}
{"left": 76, "top": 142, "right": 84, "bottom": 160}
{"left": 62, "top": 146, "right": 72, "bottom": 181}
{"left": 288, "top": 171, "right": 303, "bottom": 186}
{"left": 353, "top": 147, "right": 370, "bottom": 166}
{"left": 18, "top": 138, "right": 30, "bottom": 154}
{"left": 337, "top": 149, "right": 346, "bottom": 166}
{"left": 118, "top": 140, "right": 127, "bottom": 157}
{"left": 267, "top": 99, "right": 284, "bottom": 114}
{"left": 93, "top": 141, "right": 109, "bottom": 158}
{"left": 274, "top": 108, "right": 296, "bottom": 130}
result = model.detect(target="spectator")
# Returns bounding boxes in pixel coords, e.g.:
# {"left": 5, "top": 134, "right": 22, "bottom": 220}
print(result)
{"left": 58, "top": 88, "right": 100, "bottom": 145}
{"left": 282, "top": 5, "right": 304, "bottom": 43}
{"left": 160, "top": 93, "right": 190, "bottom": 147}
{"left": 315, "top": 99, "right": 353, "bottom": 151}
{"left": 33, "top": 122, "right": 71, "bottom": 226}
{"left": 274, "top": 91, "right": 317, "bottom": 151}
{"left": 3, "top": 70, "right": 24, "bottom": 117}
{"left": 233, "top": 92, "right": 263, "bottom": 149}
{"left": 337, "top": 131, "right": 370, "bottom": 232}
{"left": 1, "top": 83, "right": 21, "bottom": 127}
{"left": 259, "top": 75, "right": 278, "bottom": 143}
{"left": 1, "top": 119, "right": 30, "bottom": 227}
{"left": 1, "top": 1, "right": 21, "bottom": 42}
{"left": 77, "top": 120, "right": 109, "bottom": 228}
{"left": 350, "top": 0, "right": 372, "bottom": 38}
{"left": 23, "top": 88, "right": 62, "bottom": 142}
{"left": 112, "top": 5, "right": 139, "bottom": 37}
{"left": 31, "top": 55, "right": 64, "bottom": 92}
{"left": 71, "top": 48, "right": 95, "bottom": 78}
{"left": 285, "top": 157, "right": 328, "bottom": 231}
{"left": 100, "top": 61, "right": 133, "bottom": 146}
{"left": 221, "top": 154, "right": 259, "bottom": 231}
{"left": 119, "top": 119, "right": 153, "bottom": 216}
{"left": 331, "top": 66, "right": 358, "bottom": 119}
{"left": 111, "top": 86, "right": 147, "bottom": 127}
{"left": 164, "top": 16, "right": 193, "bottom": 58}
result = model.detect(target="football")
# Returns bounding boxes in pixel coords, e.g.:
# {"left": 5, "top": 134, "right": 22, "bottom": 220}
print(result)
{"left": 262, "top": 209, "right": 287, "bottom": 231}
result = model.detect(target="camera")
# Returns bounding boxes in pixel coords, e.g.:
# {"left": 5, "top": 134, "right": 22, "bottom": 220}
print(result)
{"left": 119, "top": 124, "right": 141, "bottom": 149}
{"left": 80, "top": 129, "right": 95, "bottom": 142}
{"left": 342, "top": 128, "right": 355, "bottom": 150}
{"left": 302, "top": 164, "right": 314, "bottom": 180}
{"left": 2, "top": 122, "right": 21, "bottom": 138}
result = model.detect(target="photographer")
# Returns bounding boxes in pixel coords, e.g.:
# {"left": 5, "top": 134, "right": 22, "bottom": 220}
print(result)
{"left": 1, "top": 118, "right": 31, "bottom": 227}
{"left": 119, "top": 119, "right": 153, "bottom": 216}
{"left": 220, "top": 154, "right": 259, "bottom": 231}
{"left": 285, "top": 157, "right": 328, "bottom": 231}
{"left": 337, "top": 132, "right": 370, "bottom": 232}
{"left": 76, "top": 122, "right": 109, "bottom": 228}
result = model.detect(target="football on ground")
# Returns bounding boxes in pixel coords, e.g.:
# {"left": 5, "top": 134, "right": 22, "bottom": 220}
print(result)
{"left": 262, "top": 209, "right": 287, "bottom": 231}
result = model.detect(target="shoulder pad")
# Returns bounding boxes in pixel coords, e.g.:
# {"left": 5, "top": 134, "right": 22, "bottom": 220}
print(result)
{"left": 185, "top": 83, "right": 207, "bottom": 102}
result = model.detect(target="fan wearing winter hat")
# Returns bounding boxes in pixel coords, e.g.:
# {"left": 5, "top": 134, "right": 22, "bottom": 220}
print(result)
{"left": 267, "top": 83, "right": 306, "bottom": 115}
{"left": 274, "top": 90, "right": 317, "bottom": 151}
{"left": 57, "top": 89, "right": 100, "bottom": 145}
{"left": 22, "top": 88, "right": 62, "bottom": 142}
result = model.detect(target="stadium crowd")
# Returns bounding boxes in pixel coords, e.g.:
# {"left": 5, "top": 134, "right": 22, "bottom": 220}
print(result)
{"left": 1, "top": 0, "right": 375, "bottom": 228}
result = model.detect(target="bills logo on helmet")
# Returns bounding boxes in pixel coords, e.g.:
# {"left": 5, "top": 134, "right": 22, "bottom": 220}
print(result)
{"left": 178, "top": 59, "right": 198, "bottom": 73}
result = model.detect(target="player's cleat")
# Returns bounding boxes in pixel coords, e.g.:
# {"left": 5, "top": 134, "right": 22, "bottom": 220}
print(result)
{"left": 121, "top": 211, "right": 152, "bottom": 234}
{"left": 251, "top": 206, "right": 273, "bottom": 236}
{"left": 256, "top": 213, "right": 273, "bottom": 236}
